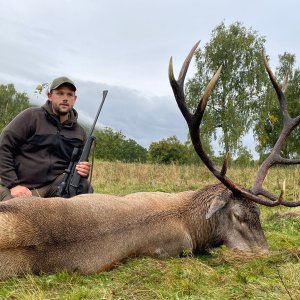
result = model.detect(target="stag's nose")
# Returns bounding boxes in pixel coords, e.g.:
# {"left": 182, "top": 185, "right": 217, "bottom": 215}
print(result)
{"left": 225, "top": 228, "right": 269, "bottom": 253}
{"left": 252, "top": 230, "right": 269, "bottom": 253}
{"left": 245, "top": 239, "right": 269, "bottom": 253}
{"left": 228, "top": 242, "right": 269, "bottom": 254}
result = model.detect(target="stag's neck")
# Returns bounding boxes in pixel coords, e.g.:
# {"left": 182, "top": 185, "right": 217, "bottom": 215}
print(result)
{"left": 181, "top": 183, "right": 227, "bottom": 251}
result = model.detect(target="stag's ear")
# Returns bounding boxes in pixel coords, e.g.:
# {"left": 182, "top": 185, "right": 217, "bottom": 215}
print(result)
{"left": 206, "top": 196, "right": 228, "bottom": 219}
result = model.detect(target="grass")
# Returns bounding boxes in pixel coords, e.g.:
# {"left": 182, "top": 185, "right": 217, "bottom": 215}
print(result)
{"left": 0, "top": 161, "right": 300, "bottom": 299}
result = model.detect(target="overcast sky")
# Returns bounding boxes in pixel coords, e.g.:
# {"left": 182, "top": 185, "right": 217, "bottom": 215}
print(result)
{"left": 1, "top": 0, "right": 300, "bottom": 155}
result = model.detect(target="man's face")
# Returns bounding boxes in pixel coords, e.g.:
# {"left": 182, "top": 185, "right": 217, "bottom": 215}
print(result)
{"left": 48, "top": 85, "right": 77, "bottom": 117}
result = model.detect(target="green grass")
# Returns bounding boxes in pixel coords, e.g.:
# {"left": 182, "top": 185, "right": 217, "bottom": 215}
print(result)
{"left": 1, "top": 161, "right": 300, "bottom": 299}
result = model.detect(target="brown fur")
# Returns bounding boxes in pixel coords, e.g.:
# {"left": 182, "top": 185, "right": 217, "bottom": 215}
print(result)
{"left": 0, "top": 183, "right": 267, "bottom": 279}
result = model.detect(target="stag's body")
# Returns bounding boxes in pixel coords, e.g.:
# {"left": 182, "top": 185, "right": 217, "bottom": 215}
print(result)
{"left": 0, "top": 184, "right": 266, "bottom": 279}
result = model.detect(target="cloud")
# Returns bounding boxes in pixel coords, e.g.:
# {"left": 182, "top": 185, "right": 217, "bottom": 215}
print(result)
{"left": 33, "top": 80, "right": 188, "bottom": 148}
{"left": 1, "top": 0, "right": 300, "bottom": 154}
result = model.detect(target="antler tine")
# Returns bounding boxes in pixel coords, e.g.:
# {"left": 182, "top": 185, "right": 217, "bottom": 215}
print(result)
{"left": 194, "top": 65, "right": 223, "bottom": 125}
{"left": 168, "top": 41, "right": 200, "bottom": 123}
{"left": 252, "top": 180, "right": 300, "bottom": 207}
{"left": 262, "top": 51, "right": 289, "bottom": 119}
{"left": 169, "top": 59, "right": 191, "bottom": 123}
{"left": 178, "top": 41, "right": 200, "bottom": 86}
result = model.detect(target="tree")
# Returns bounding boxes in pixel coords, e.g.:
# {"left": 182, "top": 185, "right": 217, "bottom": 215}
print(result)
{"left": 148, "top": 136, "right": 189, "bottom": 164}
{"left": 119, "top": 138, "right": 148, "bottom": 163}
{"left": 94, "top": 127, "right": 147, "bottom": 162}
{"left": 233, "top": 147, "right": 254, "bottom": 166}
{"left": 254, "top": 52, "right": 300, "bottom": 158}
{"left": 186, "top": 22, "right": 268, "bottom": 156}
{"left": 0, "top": 84, "right": 31, "bottom": 132}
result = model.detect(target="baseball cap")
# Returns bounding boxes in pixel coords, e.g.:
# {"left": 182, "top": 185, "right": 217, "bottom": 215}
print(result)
{"left": 49, "top": 76, "right": 76, "bottom": 91}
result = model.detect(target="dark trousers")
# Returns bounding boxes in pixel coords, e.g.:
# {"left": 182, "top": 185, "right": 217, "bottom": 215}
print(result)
{"left": 0, "top": 174, "right": 93, "bottom": 201}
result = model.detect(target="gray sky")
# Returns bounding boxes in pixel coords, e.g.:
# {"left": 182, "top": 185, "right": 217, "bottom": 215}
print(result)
{"left": 1, "top": 0, "right": 300, "bottom": 154}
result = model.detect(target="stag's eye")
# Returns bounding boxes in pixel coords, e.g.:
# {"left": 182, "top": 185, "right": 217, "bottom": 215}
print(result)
{"left": 233, "top": 212, "right": 244, "bottom": 222}
{"left": 232, "top": 207, "right": 247, "bottom": 223}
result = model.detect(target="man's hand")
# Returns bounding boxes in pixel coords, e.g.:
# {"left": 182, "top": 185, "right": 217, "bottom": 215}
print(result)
{"left": 75, "top": 161, "right": 91, "bottom": 177}
{"left": 10, "top": 185, "right": 32, "bottom": 197}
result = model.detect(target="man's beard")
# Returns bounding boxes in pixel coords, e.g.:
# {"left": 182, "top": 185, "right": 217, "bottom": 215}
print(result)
{"left": 52, "top": 104, "right": 71, "bottom": 116}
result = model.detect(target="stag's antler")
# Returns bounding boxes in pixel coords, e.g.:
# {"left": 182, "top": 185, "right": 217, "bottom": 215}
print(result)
{"left": 169, "top": 41, "right": 300, "bottom": 207}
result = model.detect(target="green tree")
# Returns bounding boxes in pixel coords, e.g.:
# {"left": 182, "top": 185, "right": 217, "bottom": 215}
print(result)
{"left": 254, "top": 52, "right": 300, "bottom": 158}
{"left": 0, "top": 84, "right": 31, "bottom": 131}
{"left": 148, "top": 136, "right": 189, "bottom": 164}
{"left": 94, "top": 127, "right": 147, "bottom": 162}
{"left": 120, "top": 138, "right": 148, "bottom": 163}
{"left": 186, "top": 22, "right": 268, "bottom": 156}
{"left": 233, "top": 147, "right": 254, "bottom": 166}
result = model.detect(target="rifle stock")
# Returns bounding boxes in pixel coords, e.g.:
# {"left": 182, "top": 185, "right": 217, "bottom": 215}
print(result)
{"left": 57, "top": 90, "right": 108, "bottom": 198}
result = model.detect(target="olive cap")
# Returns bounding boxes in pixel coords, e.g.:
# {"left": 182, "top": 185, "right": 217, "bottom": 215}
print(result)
{"left": 49, "top": 76, "right": 76, "bottom": 91}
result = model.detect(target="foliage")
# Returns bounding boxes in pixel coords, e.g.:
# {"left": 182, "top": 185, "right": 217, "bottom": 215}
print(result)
{"left": 186, "top": 21, "right": 268, "bottom": 156}
{"left": 254, "top": 52, "right": 300, "bottom": 158}
{"left": 148, "top": 136, "right": 190, "bottom": 165}
{"left": 93, "top": 127, "right": 147, "bottom": 163}
{"left": 145, "top": 133, "right": 215, "bottom": 166}
{"left": 35, "top": 83, "right": 49, "bottom": 95}
{"left": 233, "top": 147, "right": 255, "bottom": 166}
{"left": 0, "top": 84, "right": 31, "bottom": 132}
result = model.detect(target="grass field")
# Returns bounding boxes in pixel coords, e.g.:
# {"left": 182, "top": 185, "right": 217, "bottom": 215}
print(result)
{"left": 1, "top": 161, "right": 300, "bottom": 299}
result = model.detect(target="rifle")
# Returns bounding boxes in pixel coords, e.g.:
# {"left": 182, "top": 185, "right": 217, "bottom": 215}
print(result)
{"left": 56, "top": 90, "right": 108, "bottom": 198}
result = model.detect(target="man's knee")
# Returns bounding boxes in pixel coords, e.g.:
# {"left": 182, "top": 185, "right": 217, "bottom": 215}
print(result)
{"left": 77, "top": 178, "right": 93, "bottom": 195}
{"left": 45, "top": 175, "right": 93, "bottom": 197}
{"left": 0, "top": 185, "right": 13, "bottom": 201}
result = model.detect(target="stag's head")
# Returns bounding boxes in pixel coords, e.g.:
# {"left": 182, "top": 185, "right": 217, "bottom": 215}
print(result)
{"left": 207, "top": 189, "right": 268, "bottom": 251}
{"left": 169, "top": 41, "right": 300, "bottom": 252}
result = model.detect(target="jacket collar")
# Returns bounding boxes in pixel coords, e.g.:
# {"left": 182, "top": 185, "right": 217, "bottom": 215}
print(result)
{"left": 42, "top": 100, "right": 78, "bottom": 128}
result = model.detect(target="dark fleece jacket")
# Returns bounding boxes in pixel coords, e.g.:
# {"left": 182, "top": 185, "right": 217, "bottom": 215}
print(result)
{"left": 0, "top": 101, "right": 86, "bottom": 189}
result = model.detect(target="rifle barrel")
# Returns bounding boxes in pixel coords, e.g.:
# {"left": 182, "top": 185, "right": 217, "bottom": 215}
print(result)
{"left": 79, "top": 90, "right": 108, "bottom": 162}
{"left": 87, "top": 90, "right": 108, "bottom": 139}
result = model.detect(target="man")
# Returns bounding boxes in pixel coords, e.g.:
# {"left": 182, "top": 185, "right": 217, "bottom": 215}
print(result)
{"left": 0, "top": 76, "right": 91, "bottom": 201}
